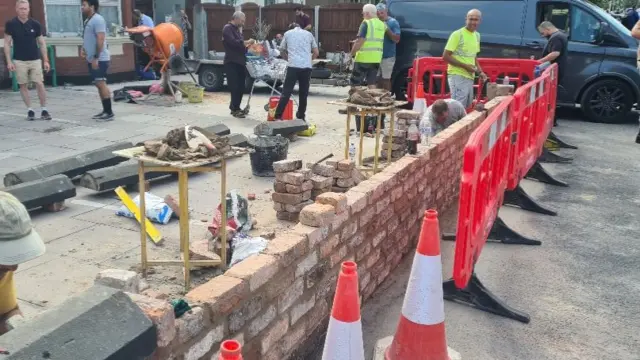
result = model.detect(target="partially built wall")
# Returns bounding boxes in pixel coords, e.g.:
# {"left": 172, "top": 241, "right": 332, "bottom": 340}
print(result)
{"left": 135, "top": 100, "right": 502, "bottom": 360}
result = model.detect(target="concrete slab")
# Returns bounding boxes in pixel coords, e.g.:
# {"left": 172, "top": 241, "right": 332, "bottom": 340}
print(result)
{"left": 0, "top": 286, "right": 156, "bottom": 360}
{"left": 2, "top": 174, "right": 76, "bottom": 210}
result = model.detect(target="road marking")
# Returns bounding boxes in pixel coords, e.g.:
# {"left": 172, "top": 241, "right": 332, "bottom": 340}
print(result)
{"left": 0, "top": 111, "right": 80, "bottom": 125}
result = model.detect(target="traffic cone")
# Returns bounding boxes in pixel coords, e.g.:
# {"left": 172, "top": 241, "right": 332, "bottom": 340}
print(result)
{"left": 219, "top": 340, "right": 242, "bottom": 360}
{"left": 321, "top": 261, "right": 365, "bottom": 360}
{"left": 385, "top": 209, "right": 449, "bottom": 360}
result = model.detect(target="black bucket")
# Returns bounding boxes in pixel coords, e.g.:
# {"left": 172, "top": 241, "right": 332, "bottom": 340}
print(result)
{"left": 248, "top": 135, "right": 290, "bottom": 177}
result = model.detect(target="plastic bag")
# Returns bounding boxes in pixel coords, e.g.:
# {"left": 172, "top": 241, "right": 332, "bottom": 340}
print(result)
{"left": 116, "top": 192, "right": 174, "bottom": 225}
{"left": 229, "top": 234, "right": 268, "bottom": 266}
{"left": 208, "top": 189, "right": 253, "bottom": 238}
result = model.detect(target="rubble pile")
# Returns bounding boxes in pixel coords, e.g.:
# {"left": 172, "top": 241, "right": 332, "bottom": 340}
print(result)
{"left": 272, "top": 159, "right": 313, "bottom": 222}
{"left": 347, "top": 87, "right": 395, "bottom": 107}
{"left": 307, "top": 160, "right": 366, "bottom": 194}
{"left": 143, "top": 127, "right": 231, "bottom": 161}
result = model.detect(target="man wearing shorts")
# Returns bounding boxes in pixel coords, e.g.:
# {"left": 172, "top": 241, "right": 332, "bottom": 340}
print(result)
{"left": 443, "top": 9, "right": 487, "bottom": 109}
{"left": 3, "top": 0, "right": 51, "bottom": 121}
{"left": 349, "top": 3, "right": 385, "bottom": 90}
{"left": 376, "top": 3, "right": 400, "bottom": 91}
{"left": 82, "top": 0, "right": 114, "bottom": 121}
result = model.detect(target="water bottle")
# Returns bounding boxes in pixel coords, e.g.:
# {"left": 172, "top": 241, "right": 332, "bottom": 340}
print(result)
{"left": 407, "top": 120, "right": 420, "bottom": 155}
{"left": 349, "top": 143, "right": 356, "bottom": 161}
{"left": 503, "top": 76, "right": 510, "bottom": 85}
{"left": 423, "top": 126, "right": 433, "bottom": 146}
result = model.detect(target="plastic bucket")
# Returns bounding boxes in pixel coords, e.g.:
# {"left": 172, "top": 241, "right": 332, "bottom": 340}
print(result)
{"left": 247, "top": 135, "right": 289, "bottom": 177}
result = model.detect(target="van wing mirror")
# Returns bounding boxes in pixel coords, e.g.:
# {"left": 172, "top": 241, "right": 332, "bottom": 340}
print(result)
{"left": 593, "top": 21, "right": 607, "bottom": 44}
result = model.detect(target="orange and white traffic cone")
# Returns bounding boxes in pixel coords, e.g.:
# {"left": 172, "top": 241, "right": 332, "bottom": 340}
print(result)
{"left": 385, "top": 209, "right": 451, "bottom": 360}
{"left": 219, "top": 340, "right": 242, "bottom": 360}
{"left": 321, "top": 261, "right": 365, "bottom": 360}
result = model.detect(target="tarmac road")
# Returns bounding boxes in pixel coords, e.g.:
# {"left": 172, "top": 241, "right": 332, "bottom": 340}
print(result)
{"left": 308, "top": 111, "right": 640, "bottom": 359}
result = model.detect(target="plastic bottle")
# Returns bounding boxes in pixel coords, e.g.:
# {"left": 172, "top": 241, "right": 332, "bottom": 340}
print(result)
{"left": 503, "top": 76, "right": 510, "bottom": 85}
{"left": 407, "top": 120, "right": 420, "bottom": 155}
{"left": 175, "top": 91, "right": 183, "bottom": 102}
{"left": 349, "top": 143, "right": 356, "bottom": 161}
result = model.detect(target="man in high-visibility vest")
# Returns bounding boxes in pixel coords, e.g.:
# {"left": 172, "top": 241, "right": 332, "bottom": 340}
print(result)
{"left": 443, "top": 9, "right": 487, "bottom": 109}
{"left": 349, "top": 3, "right": 386, "bottom": 90}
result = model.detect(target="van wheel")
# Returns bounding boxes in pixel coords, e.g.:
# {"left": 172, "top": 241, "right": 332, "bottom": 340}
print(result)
{"left": 198, "top": 66, "right": 224, "bottom": 91}
{"left": 581, "top": 79, "right": 633, "bottom": 124}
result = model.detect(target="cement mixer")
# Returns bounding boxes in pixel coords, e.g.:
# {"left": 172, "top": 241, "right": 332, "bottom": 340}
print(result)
{"left": 127, "top": 22, "right": 184, "bottom": 73}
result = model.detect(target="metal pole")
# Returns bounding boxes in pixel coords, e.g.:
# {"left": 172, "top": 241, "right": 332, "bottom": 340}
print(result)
{"left": 314, "top": 5, "right": 320, "bottom": 42}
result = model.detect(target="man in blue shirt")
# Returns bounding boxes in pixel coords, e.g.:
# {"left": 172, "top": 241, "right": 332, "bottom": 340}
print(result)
{"left": 133, "top": 9, "right": 154, "bottom": 28}
{"left": 82, "top": 0, "right": 113, "bottom": 121}
{"left": 376, "top": 3, "right": 400, "bottom": 91}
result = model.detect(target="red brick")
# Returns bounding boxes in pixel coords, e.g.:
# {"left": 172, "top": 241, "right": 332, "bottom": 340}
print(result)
{"left": 337, "top": 159, "right": 355, "bottom": 171}
{"left": 225, "top": 254, "right": 279, "bottom": 291}
{"left": 315, "top": 192, "right": 348, "bottom": 213}
{"left": 278, "top": 277, "right": 304, "bottom": 313}
{"left": 260, "top": 316, "right": 289, "bottom": 354}
{"left": 275, "top": 171, "right": 305, "bottom": 185}
{"left": 340, "top": 220, "right": 357, "bottom": 240}
{"left": 376, "top": 195, "right": 391, "bottom": 214}
{"left": 263, "top": 233, "right": 308, "bottom": 267}
{"left": 273, "top": 181, "right": 288, "bottom": 193}
{"left": 345, "top": 189, "right": 368, "bottom": 214}
{"left": 299, "top": 203, "right": 335, "bottom": 227}
{"left": 330, "top": 210, "right": 349, "bottom": 231}
{"left": 329, "top": 245, "right": 348, "bottom": 268}
{"left": 319, "top": 234, "right": 340, "bottom": 258}
{"left": 272, "top": 192, "right": 304, "bottom": 205}
{"left": 365, "top": 248, "right": 382, "bottom": 270}
{"left": 355, "top": 243, "right": 371, "bottom": 262}
{"left": 372, "top": 230, "right": 386, "bottom": 248}
{"left": 358, "top": 205, "right": 376, "bottom": 227}
{"left": 186, "top": 275, "right": 248, "bottom": 319}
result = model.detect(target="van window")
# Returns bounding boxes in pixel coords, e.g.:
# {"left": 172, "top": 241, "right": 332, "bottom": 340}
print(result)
{"left": 389, "top": 0, "right": 524, "bottom": 36}
{"left": 537, "top": 2, "right": 602, "bottom": 43}
{"left": 570, "top": 7, "right": 601, "bottom": 43}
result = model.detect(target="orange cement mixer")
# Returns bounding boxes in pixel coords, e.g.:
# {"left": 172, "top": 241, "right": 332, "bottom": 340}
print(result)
{"left": 128, "top": 22, "right": 184, "bottom": 73}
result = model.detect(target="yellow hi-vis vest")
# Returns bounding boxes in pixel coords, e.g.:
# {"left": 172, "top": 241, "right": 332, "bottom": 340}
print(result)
{"left": 355, "top": 18, "right": 385, "bottom": 64}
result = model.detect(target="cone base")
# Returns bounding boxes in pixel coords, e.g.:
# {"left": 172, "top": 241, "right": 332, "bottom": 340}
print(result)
{"left": 386, "top": 317, "right": 448, "bottom": 360}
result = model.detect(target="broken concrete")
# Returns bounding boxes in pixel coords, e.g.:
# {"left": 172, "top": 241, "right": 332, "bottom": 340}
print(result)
{"left": 254, "top": 119, "right": 309, "bottom": 137}
{"left": 95, "top": 269, "right": 142, "bottom": 293}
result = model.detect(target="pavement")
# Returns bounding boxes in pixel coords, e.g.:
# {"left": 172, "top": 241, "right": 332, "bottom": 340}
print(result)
{"left": 354, "top": 111, "right": 640, "bottom": 360}
{"left": 0, "top": 78, "right": 378, "bottom": 319}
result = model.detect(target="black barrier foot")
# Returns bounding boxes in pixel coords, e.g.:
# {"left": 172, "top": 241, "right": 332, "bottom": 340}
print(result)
{"left": 503, "top": 185, "right": 557, "bottom": 216}
{"left": 489, "top": 217, "right": 541, "bottom": 245}
{"left": 525, "top": 161, "right": 569, "bottom": 187}
{"left": 443, "top": 274, "right": 531, "bottom": 323}
{"left": 539, "top": 147, "right": 573, "bottom": 164}
{"left": 442, "top": 233, "right": 456, "bottom": 241}
{"left": 548, "top": 131, "right": 578, "bottom": 149}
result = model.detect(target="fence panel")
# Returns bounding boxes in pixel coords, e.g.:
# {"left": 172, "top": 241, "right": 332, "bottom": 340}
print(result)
{"left": 262, "top": 4, "right": 315, "bottom": 38}
{"left": 204, "top": 3, "right": 235, "bottom": 52}
{"left": 317, "top": 3, "right": 362, "bottom": 52}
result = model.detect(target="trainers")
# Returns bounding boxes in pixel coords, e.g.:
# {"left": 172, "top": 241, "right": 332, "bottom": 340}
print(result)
{"left": 232, "top": 110, "right": 246, "bottom": 118}
{"left": 41, "top": 110, "right": 52, "bottom": 120}
{"left": 92, "top": 111, "right": 105, "bottom": 119}
{"left": 27, "top": 110, "right": 35, "bottom": 121}
{"left": 96, "top": 112, "right": 115, "bottom": 122}
{"left": 636, "top": 133, "right": 640, "bottom": 144}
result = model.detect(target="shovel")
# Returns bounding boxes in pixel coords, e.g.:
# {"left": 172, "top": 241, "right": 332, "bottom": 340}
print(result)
{"left": 185, "top": 125, "right": 216, "bottom": 152}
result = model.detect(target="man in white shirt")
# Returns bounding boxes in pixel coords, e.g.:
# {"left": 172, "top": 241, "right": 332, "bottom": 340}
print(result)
{"left": 419, "top": 98, "right": 467, "bottom": 135}
{"left": 275, "top": 23, "right": 319, "bottom": 121}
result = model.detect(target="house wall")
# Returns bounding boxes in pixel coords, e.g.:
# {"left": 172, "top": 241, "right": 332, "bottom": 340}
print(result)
{"left": 129, "top": 98, "right": 506, "bottom": 360}
{"left": 0, "top": 0, "right": 136, "bottom": 88}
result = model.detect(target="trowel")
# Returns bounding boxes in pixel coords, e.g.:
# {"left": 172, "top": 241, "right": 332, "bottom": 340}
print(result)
{"left": 185, "top": 125, "right": 216, "bottom": 152}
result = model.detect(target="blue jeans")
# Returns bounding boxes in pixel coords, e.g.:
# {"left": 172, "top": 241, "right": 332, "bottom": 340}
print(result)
{"left": 88, "top": 61, "right": 110, "bottom": 82}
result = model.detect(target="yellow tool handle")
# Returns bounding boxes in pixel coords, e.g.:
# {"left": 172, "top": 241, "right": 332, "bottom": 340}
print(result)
{"left": 114, "top": 186, "right": 164, "bottom": 244}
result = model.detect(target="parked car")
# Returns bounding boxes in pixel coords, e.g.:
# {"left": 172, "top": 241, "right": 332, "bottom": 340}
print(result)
{"left": 388, "top": 0, "right": 640, "bottom": 123}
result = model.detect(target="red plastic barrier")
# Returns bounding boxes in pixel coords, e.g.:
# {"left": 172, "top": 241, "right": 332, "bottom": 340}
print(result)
{"left": 452, "top": 98, "right": 515, "bottom": 288}
{"left": 406, "top": 57, "right": 538, "bottom": 108}
{"left": 506, "top": 64, "right": 558, "bottom": 189}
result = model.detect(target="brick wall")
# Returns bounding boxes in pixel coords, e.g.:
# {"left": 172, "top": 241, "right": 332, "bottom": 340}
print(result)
{"left": 130, "top": 99, "right": 504, "bottom": 360}
{"left": 54, "top": 43, "right": 135, "bottom": 76}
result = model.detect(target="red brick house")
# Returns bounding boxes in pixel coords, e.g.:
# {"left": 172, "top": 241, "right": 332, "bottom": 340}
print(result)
{"left": 0, "top": 0, "right": 137, "bottom": 88}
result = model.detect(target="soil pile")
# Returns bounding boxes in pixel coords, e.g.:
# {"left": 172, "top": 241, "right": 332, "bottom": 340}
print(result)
{"left": 347, "top": 87, "right": 395, "bottom": 107}
{"left": 143, "top": 127, "right": 231, "bottom": 161}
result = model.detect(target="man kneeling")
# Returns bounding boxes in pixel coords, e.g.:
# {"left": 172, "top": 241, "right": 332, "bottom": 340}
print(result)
{"left": 420, "top": 98, "right": 467, "bottom": 136}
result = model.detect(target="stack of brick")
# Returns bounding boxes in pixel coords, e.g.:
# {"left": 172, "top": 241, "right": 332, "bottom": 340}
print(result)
{"left": 381, "top": 109, "right": 421, "bottom": 161}
{"left": 307, "top": 160, "right": 366, "bottom": 195}
{"left": 272, "top": 159, "right": 313, "bottom": 222}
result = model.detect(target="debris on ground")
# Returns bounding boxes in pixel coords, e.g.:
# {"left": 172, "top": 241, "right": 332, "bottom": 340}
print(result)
{"left": 116, "top": 192, "right": 174, "bottom": 224}
{"left": 347, "top": 87, "right": 395, "bottom": 107}
{"left": 208, "top": 190, "right": 255, "bottom": 265}
{"left": 229, "top": 234, "right": 268, "bottom": 266}
{"left": 143, "top": 126, "right": 231, "bottom": 161}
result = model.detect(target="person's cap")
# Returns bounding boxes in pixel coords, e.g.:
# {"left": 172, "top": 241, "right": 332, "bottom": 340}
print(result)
{"left": 0, "top": 192, "right": 45, "bottom": 266}
{"left": 376, "top": 3, "right": 387, "bottom": 11}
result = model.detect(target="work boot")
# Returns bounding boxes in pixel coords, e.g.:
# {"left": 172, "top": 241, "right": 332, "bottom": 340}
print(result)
{"left": 41, "top": 110, "right": 52, "bottom": 120}
{"left": 231, "top": 110, "right": 245, "bottom": 118}
{"left": 636, "top": 130, "right": 640, "bottom": 144}
{"left": 27, "top": 110, "right": 35, "bottom": 121}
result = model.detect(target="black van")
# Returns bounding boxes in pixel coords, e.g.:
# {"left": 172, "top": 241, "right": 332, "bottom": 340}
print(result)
{"left": 387, "top": 0, "right": 640, "bottom": 123}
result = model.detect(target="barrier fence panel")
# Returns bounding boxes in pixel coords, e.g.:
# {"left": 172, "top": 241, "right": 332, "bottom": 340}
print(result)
{"left": 442, "top": 64, "right": 567, "bottom": 324}
{"left": 406, "top": 57, "right": 538, "bottom": 108}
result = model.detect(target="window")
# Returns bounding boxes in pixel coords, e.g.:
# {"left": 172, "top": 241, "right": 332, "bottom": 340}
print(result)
{"left": 570, "top": 6, "right": 600, "bottom": 43}
{"left": 45, "top": 0, "right": 122, "bottom": 37}
{"left": 538, "top": 3, "right": 570, "bottom": 33}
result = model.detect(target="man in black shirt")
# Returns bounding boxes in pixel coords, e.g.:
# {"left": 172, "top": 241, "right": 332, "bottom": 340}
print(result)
{"left": 3, "top": 0, "right": 51, "bottom": 121}
{"left": 537, "top": 21, "right": 568, "bottom": 126}
{"left": 222, "top": 11, "right": 255, "bottom": 118}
